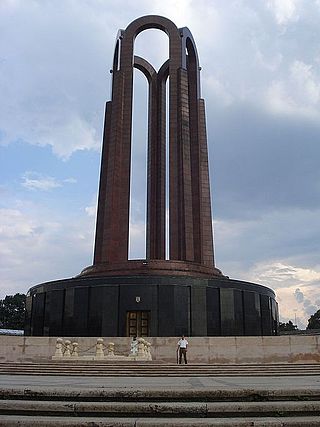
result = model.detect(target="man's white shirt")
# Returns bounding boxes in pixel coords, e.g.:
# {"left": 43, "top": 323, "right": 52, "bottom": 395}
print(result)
{"left": 178, "top": 339, "right": 188, "bottom": 348}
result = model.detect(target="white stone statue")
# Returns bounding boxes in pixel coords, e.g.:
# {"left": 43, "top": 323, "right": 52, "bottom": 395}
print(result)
{"left": 145, "top": 340, "right": 152, "bottom": 361}
{"left": 137, "top": 337, "right": 146, "bottom": 357}
{"left": 72, "top": 342, "right": 79, "bottom": 357}
{"left": 106, "top": 342, "right": 115, "bottom": 356}
{"left": 129, "top": 337, "right": 138, "bottom": 357}
{"left": 54, "top": 338, "right": 64, "bottom": 358}
{"left": 95, "top": 338, "right": 105, "bottom": 358}
{"left": 64, "top": 340, "right": 72, "bottom": 357}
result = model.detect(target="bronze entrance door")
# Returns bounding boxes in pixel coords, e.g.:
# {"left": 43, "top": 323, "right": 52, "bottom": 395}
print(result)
{"left": 126, "top": 311, "right": 150, "bottom": 337}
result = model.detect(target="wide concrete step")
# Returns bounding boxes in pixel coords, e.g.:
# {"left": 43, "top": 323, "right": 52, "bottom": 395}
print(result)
{"left": 1, "top": 399, "right": 320, "bottom": 417}
{"left": 1, "top": 362, "right": 320, "bottom": 377}
{"left": 1, "top": 415, "right": 320, "bottom": 426}
{"left": 1, "top": 385, "right": 320, "bottom": 426}
{"left": 1, "top": 386, "right": 320, "bottom": 402}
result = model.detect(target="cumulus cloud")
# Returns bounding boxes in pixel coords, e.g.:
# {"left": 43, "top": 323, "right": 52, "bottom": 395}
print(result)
{"left": 129, "top": 221, "right": 146, "bottom": 260}
{"left": 21, "top": 172, "right": 76, "bottom": 191}
{"left": 21, "top": 172, "right": 61, "bottom": 191}
{"left": 85, "top": 205, "right": 96, "bottom": 217}
{"left": 204, "top": 75, "right": 234, "bottom": 107}
{"left": 266, "top": 60, "right": 320, "bottom": 121}
{"left": 294, "top": 288, "right": 304, "bottom": 303}
{"left": 267, "top": 0, "right": 300, "bottom": 26}
{"left": 214, "top": 205, "right": 320, "bottom": 328}
{"left": 241, "top": 262, "right": 320, "bottom": 327}
{"left": 0, "top": 0, "right": 110, "bottom": 159}
{"left": 0, "top": 204, "right": 95, "bottom": 299}
{"left": 0, "top": 208, "right": 35, "bottom": 239}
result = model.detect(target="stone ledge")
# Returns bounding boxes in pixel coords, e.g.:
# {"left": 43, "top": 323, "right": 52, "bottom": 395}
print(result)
{"left": 0, "top": 415, "right": 320, "bottom": 426}
{"left": 79, "top": 259, "right": 224, "bottom": 278}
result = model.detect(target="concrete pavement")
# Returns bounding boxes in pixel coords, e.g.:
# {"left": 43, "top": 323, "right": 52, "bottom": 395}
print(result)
{"left": 1, "top": 373, "right": 320, "bottom": 390}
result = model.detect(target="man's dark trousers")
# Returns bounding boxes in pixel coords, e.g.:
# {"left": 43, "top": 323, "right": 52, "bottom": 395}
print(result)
{"left": 179, "top": 348, "right": 187, "bottom": 364}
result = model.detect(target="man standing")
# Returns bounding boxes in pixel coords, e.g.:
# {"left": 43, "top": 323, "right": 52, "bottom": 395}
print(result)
{"left": 177, "top": 335, "right": 188, "bottom": 364}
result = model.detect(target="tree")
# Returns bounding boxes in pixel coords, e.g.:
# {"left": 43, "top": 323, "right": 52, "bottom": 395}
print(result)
{"left": 278, "top": 320, "right": 298, "bottom": 332}
{"left": 307, "top": 309, "right": 320, "bottom": 330}
{"left": 0, "top": 293, "right": 26, "bottom": 330}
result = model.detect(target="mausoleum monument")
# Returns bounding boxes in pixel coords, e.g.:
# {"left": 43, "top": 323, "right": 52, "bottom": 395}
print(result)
{"left": 25, "top": 15, "right": 278, "bottom": 337}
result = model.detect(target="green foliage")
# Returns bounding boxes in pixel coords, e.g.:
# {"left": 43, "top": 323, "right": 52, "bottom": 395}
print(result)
{"left": 307, "top": 309, "right": 320, "bottom": 330}
{"left": 0, "top": 293, "right": 26, "bottom": 330}
{"left": 278, "top": 320, "right": 298, "bottom": 332}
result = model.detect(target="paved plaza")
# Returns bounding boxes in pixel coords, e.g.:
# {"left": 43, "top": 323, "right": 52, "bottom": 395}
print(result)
{"left": 1, "top": 373, "right": 320, "bottom": 391}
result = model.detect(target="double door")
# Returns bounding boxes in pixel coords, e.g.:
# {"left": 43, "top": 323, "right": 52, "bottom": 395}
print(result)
{"left": 126, "top": 311, "right": 150, "bottom": 337}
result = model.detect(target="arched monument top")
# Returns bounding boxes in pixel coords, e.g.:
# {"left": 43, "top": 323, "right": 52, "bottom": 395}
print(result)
{"left": 94, "top": 14, "right": 215, "bottom": 267}
{"left": 124, "top": 15, "right": 180, "bottom": 40}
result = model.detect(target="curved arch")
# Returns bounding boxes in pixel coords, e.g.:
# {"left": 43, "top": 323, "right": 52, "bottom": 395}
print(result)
{"left": 132, "top": 55, "right": 166, "bottom": 260}
{"left": 180, "top": 27, "right": 200, "bottom": 69}
{"left": 158, "top": 59, "right": 169, "bottom": 83}
{"left": 133, "top": 55, "right": 156, "bottom": 83}
{"left": 115, "top": 16, "right": 184, "bottom": 262}
{"left": 120, "top": 15, "right": 182, "bottom": 70}
{"left": 112, "top": 30, "right": 124, "bottom": 72}
{"left": 180, "top": 28, "right": 200, "bottom": 96}
{"left": 125, "top": 15, "right": 180, "bottom": 41}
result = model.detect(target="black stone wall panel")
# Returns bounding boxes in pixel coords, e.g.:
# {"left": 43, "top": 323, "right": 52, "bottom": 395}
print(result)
{"left": 31, "top": 292, "right": 45, "bottom": 336}
{"left": 174, "top": 285, "right": 190, "bottom": 336}
{"left": 220, "top": 288, "right": 235, "bottom": 336}
{"left": 234, "top": 289, "right": 244, "bottom": 336}
{"left": 191, "top": 286, "right": 207, "bottom": 336}
{"left": 48, "top": 290, "right": 65, "bottom": 336}
{"left": 101, "top": 285, "right": 119, "bottom": 336}
{"left": 261, "top": 294, "right": 272, "bottom": 336}
{"left": 206, "top": 286, "right": 221, "bottom": 336}
{"left": 158, "top": 285, "right": 174, "bottom": 336}
{"left": 26, "top": 275, "right": 278, "bottom": 337}
{"left": 243, "top": 291, "right": 262, "bottom": 336}
{"left": 24, "top": 295, "right": 32, "bottom": 336}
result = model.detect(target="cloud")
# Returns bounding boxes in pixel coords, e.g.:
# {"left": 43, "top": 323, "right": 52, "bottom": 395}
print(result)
{"left": 85, "top": 206, "right": 96, "bottom": 217}
{"left": 292, "top": 288, "right": 319, "bottom": 318}
{"left": 129, "top": 221, "right": 146, "bottom": 260}
{"left": 21, "top": 172, "right": 61, "bottom": 191}
{"left": 245, "top": 262, "right": 320, "bottom": 290}
{"left": 63, "top": 178, "right": 77, "bottom": 184}
{"left": 0, "top": 1, "right": 109, "bottom": 159}
{"left": 37, "top": 115, "right": 100, "bottom": 160}
{"left": 266, "top": 60, "right": 320, "bottom": 122}
{"left": 0, "top": 204, "right": 95, "bottom": 299}
{"left": 241, "top": 262, "right": 320, "bottom": 328}
{"left": 0, "top": 208, "right": 35, "bottom": 239}
{"left": 204, "top": 75, "right": 234, "bottom": 107}
{"left": 21, "top": 172, "right": 76, "bottom": 191}
{"left": 294, "top": 288, "right": 304, "bottom": 303}
{"left": 267, "top": 0, "right": 300, "bottom": 26}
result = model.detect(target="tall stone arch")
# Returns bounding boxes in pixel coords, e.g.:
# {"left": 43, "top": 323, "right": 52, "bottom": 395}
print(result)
{"left": 93, "top": 15, "right": 216, "bottom": 270}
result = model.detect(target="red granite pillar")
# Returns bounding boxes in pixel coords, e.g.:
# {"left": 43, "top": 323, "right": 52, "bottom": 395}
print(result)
{"left": 198, "top": 99, "right": 215, "bottom": 266}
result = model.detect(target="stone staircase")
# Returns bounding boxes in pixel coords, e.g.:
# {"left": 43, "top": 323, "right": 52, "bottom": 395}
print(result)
{"left": 1, "top": 362, "right": 320, "bottom": 425}
{"left": 0, "top": 361, "right": 320, "bottom": 376}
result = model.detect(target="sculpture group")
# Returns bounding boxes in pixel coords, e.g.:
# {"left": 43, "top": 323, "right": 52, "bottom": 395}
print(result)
{"left": 52, "top": 337, "right": 152, "bottom": 361}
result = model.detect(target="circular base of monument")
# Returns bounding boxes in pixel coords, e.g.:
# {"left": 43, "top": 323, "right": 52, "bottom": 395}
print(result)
{"left": 79, "top": 259, "right": 224, "bottom": 278}
{"left": 25, "top": 274, "right": 278, "bottom": 337}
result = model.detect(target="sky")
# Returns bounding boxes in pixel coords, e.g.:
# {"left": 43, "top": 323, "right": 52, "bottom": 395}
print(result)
{"left": 1, "top": 0, "right": 320, "bottom": 329}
